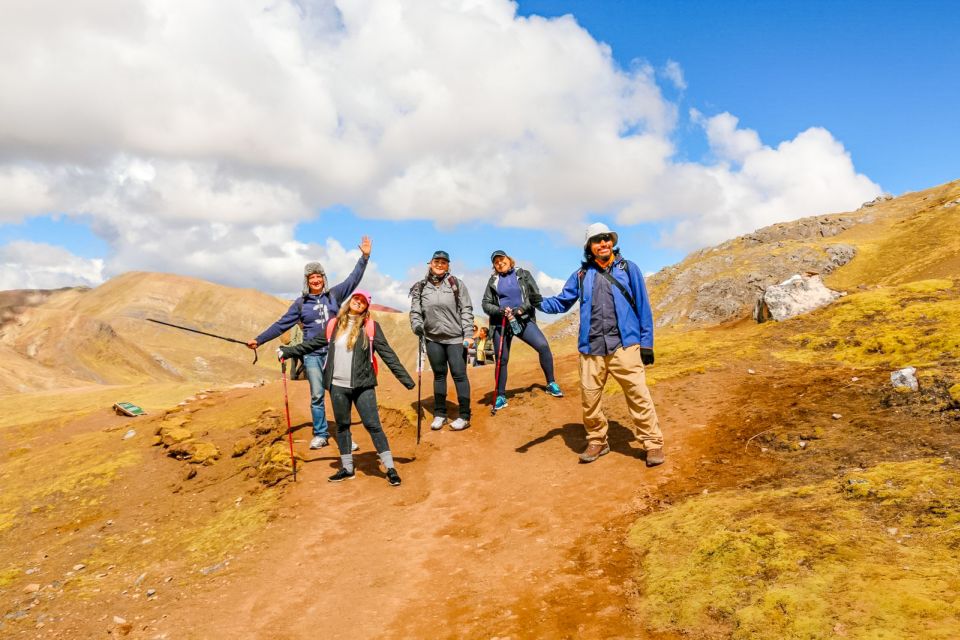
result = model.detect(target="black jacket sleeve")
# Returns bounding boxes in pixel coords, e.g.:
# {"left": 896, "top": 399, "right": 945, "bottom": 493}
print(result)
{"left": 372, "top": 322, "right": 415, "bottom": 388}
{"left": 282, "top": 334, "right": 328, "bottom": 358}
{"left": 517, "top": 269, "right": 542, "bottom": 318}
{"left": 482, "top": 275, "right": 503, "bottom": 321}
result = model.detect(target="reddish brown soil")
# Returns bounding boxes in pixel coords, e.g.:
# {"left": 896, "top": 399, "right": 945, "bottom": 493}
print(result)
{"left": 4, "top": 351, "right": 957, "bottom": 639}
{"left": 153, "top": 356, "right": 754, "bottom": 640}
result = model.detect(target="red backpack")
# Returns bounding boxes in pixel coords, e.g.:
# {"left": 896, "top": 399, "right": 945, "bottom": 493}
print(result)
{"left": 326, "top": 317, "right": 378, "bottom": 376}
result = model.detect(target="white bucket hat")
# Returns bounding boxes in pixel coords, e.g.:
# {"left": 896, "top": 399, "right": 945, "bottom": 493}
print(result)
{"left": 583, "top": 222, "right": 618, "bottom": 249}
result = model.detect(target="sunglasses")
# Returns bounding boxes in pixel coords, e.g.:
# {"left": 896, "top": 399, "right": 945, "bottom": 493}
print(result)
{"left": 591, "top": 233, "right": 614, "bottom": 243}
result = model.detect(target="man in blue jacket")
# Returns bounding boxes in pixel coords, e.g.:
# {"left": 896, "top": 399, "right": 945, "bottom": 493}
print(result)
{"left": 538, "top": 224, "right": 664, "bottom": 466}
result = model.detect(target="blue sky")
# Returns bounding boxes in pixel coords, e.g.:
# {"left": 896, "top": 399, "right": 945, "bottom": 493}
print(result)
{"left": 0, "top": 0, "right": 956, "bottom": 307}
{"left": 518, "top": 0, "right": 958, "bottom": 192}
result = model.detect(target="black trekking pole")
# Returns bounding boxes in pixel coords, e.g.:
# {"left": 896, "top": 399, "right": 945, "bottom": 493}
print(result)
{"left": 416, "top": 336, "right": 424, "bottom": 445}
{"left": 147, "top": 318, "right": 258, "bottom": 364}
{"left": 491, "top": 315, "right": 508, "bottom": 416}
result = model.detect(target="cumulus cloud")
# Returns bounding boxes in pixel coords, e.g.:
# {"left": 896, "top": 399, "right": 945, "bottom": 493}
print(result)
{"left": 0, "top": 241, "right": 104, "bottom": 290}
{"left": 0, "top": 166, "right": 56, "bottom": 222}
{"left": 643, "top": 112, "right": 881, "bottom": 248}
{"left": 0, "top": 0, "right": 881, "bottom": 294}
{"left": 662, "top": 60, "right": 687, "bottom": 91}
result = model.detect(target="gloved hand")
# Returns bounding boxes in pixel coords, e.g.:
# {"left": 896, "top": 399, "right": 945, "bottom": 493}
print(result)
{"left": 413, "top": 325, "right": 424, "bottom": 337}
{"left": 276, "top": 347, "right": 285, "bottom": 362}
{"left": 640, "top": 348, "right": 655, "bottom": 366}
{"left": 278, "top": 346, "right": 296, "bottom": 361}
{"left": 404, "top": 379, "right": 416, "bottom": 390}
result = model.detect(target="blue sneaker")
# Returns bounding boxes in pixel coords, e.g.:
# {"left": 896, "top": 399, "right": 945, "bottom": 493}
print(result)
{"left": 546, "top": 382, "right": 563, "bottom": 397}
{"left": 494, "top": 395, "right": 508, "bottom": 410}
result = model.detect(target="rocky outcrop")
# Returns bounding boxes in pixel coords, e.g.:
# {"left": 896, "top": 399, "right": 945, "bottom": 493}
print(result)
{"left": 167, "top": 440, "right": 221, "bottom": 465}
{"left": 754, "top": 274, "right": 844, "bottom": 323}
{"left": 650, "top": 243, "right": 856, "bottom": 327}
{"left": 859, "top": 193, "right": 894, "bottom": 208}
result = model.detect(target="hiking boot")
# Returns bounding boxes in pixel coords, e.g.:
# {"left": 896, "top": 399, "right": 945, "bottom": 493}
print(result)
{"left": 645, "top": 448, "right": 665, "bottom": 467}
{"left": 386, "top": 468, "right": 401, "bottom": 487}
{"left": 545, "top": 382, "right": 563, "bottom": 397}
{"left": 494, "top": 395, "right": 508, "bottom": 410}
{"left": 351, "top": 441, "right": 360, "bottom": 452}
{"left": 430, "top": 416, "right": 446, "bottom": 431}
{"left": 449, "top": 418, "right": 470, "bottom": 431}
{"left": 578, "top": 442, "right": 610, "bottom": 463}
{"left": 310, "top": 436, "right": 329, "bottom": 449}
{"left": 328, "top": 468, "right": 356, "bottom": 482}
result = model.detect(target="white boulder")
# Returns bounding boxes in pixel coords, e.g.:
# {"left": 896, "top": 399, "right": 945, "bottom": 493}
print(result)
{"left": 754, "top": 274, "right": 843, "bottom": 322}
{"left": 890, "top": 367, "right": 919, "bottom": 391}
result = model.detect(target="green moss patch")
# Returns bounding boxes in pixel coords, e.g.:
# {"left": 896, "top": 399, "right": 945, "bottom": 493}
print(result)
{"left": 627, "top": 459, "right": 960, "bottom": 639}
{"left": 775, "top": 279, "right": 960, "bottom": 368}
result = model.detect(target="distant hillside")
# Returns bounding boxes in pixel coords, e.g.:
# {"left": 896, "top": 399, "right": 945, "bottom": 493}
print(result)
{"left": 0, "top": 273, "right": 289, "bottom": 393}
{"left": 0, "top": 273, "right": 419, "bottom": 394}
{"left": 370, "top": 303, "right": 402, "bottom": 313}
{"left": 645, "top": 179, "right": 960, "bottom": 327}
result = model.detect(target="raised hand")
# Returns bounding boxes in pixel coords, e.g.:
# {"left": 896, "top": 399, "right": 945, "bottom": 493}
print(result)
{"left": 359, "top": 235, "right": 372, "bottom": 257}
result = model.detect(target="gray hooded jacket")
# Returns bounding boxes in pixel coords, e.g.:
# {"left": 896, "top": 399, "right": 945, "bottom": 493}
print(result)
{"left": 409, "top": 274, "right": 474, "bottom": 345}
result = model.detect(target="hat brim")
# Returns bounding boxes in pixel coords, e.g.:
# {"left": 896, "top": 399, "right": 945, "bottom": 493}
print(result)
{"left": 585, "top": 232, "right": 618, "bottom": 248}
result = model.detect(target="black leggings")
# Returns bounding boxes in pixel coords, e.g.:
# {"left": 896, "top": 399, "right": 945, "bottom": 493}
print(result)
{"left": 492, "top": 320, "right": 555, "bottom": 396}
{"left": 425, "top": 341, "right": 471, "bottom": 419}
{"left": 329, "top": 385, "right": 391, "bottom": 454}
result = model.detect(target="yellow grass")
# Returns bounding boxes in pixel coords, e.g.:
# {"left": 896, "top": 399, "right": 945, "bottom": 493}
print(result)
{"left": 628, "top": 459, "right": 960, "bottom": 639}
{"left": 774, "top": 279, "right": 960, "bottom": 368}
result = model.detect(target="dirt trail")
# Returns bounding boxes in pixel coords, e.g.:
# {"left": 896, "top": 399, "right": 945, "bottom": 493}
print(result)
{"left": 166, "top": 354, "right": 718, "bottom": 639}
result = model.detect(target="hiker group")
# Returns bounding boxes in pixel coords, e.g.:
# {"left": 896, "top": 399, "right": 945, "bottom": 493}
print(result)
{"left": 248, "top": 223, "right": 665, "bottom": 486}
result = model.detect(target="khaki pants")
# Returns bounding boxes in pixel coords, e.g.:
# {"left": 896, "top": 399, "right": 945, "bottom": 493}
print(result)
{"left": 579, "top": 344, "right": 663, "bottom": 450}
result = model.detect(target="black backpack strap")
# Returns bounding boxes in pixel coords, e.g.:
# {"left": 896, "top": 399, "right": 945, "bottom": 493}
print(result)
{"left": 599, "top": 270, "right": 636, "bottom": 309}
{"left": 581, "top": 260, "right": 640, "bottom": 316}
{"left": 447, "top": 275, "right": 462, "bottom": 317}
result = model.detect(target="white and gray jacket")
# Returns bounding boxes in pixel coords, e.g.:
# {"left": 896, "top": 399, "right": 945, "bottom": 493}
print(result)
{"left": 409, "top": 275, "right": 474, "bottom": 345}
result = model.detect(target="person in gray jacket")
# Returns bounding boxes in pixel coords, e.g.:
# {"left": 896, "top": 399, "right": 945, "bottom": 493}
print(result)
{"left": 409, "top": 250, "right": 475, "bottom": 431}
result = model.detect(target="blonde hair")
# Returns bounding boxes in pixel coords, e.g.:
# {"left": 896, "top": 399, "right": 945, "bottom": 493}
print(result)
{"left": 491, "top": 255, "right": 516, "bottom": 272}
{"left": 335, "top": 303, "right": 371, "bottom": 350}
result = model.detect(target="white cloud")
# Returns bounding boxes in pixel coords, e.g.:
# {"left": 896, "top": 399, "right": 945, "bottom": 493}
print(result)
{"left": 0, "top": 241, "right": 104, "bottom": 290}
{"left": 0, "top": 166, "right": 56, "bottom": 222}
{"left": 533, "top": 270, "right": 567, "bottom": 297}
{"left": 0, "top": 0, "right": 881, "bottom": 292}
{"left": 662, "top": 59, "right": 686, "bottom": 91}
{"left": 645, "top": 113, "right": 881, "bottom": 248}
{"left": 692, "top": 109, "right": 762, "bottom": 164}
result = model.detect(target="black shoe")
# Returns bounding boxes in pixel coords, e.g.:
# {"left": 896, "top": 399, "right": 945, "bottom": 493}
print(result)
{"left": 386, "top": 468, "right": 401, "bottom": 486}
{"left": 328, "top": 468, "right": 356, "bottom": 482}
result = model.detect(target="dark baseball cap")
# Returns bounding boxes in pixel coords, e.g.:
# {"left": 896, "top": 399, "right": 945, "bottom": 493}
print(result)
{"left": 431, "top": 250, "right": 450, "bottom": 262}
{"left": 490, "top": 249, "right": 508, "bottom": 263}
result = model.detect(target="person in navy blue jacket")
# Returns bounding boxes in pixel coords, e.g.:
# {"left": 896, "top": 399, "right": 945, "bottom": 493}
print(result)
{"left": 481, "top": 250, "right": 563, "bottom": 410}
{"left": 247, "top": 236, "right": 372, "bottom": 450}
{"left": 537, "top": 224, "right": 664, "bottom": 467}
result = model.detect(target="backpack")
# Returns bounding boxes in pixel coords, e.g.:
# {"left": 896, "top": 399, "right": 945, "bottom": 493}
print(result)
{"left": 326, "top": 317, "right": 378, "bottom": 376}
{"left": 412, "top": 274, "right": 464, "bottom": 336}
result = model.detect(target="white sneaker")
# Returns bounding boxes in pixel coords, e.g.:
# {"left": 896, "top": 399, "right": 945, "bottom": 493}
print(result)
{"left": 430, "top": 416, "right": 446, "bottom": 431}
{"left": 351, "top": 441, "right": 360, "bottom": 452}
{"left": 309, "top": 436, "right": 328, "bottom": 449}
{"left": 449, "top": 418, "right": 470, "bottom": 431}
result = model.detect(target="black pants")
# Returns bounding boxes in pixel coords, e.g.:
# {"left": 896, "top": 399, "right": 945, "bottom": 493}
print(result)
{"left": 492, "top": 320, "right": 555, "bottom": 396}
{"left": 329, "top": 385, "right": 391, "bottom": 455}
{"left": 425, "top": 341, "right": 471, "bottom": 419}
